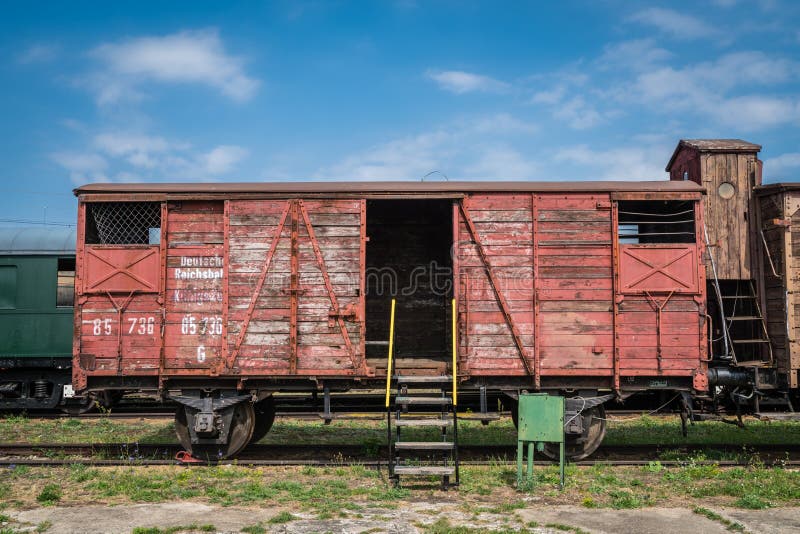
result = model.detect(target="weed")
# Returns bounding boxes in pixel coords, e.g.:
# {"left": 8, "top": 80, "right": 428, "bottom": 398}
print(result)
{"left": 240, "top": 524, "right": 266, "bottom": 534}
{"left": 267, "top": 512, "right": 296, "bottom": 524}
{"left": 544, "top": 524, "right": 588, "bottom": 534}
{"left": 644, "top": 461, "right": 663, "bottom": 473}
{"left": 735, "top": 494, "right": 771, "bottom": 509}
{"left": 422, "top": 518, "right": 534, "bottom": 534}
{"left": 692, "top": 507, "right": 745, "bottom": 532}
{"left": 130, "top": 525, "right": 215, "bottom": 534}
{"left": 36, "top": 484, "right": 61, "bottom": 505}
{"left": 608, "top": 490, "right": 648, "bottom": 509}
{"left": 35, "top": 521, "right": 52, "bottom": 533}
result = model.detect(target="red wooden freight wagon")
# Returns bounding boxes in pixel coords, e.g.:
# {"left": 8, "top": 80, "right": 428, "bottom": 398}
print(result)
{"left": 72, "top": 181, "right": 708, "bottom": 458}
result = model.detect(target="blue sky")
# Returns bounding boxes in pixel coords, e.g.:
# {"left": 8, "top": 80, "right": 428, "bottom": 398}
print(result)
{"left": 1, "top": 0, "right": 799, "bottom": 226}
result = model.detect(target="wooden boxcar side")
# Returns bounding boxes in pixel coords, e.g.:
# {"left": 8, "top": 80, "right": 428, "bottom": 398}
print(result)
{"left": 456, "top": 191, "right": 707, "bottom": 391}
{"left": 757, "top": 185, "right": 800, "bottom": 389}
{"left": 73, "top": 182, "right": 707, "bottom": 396}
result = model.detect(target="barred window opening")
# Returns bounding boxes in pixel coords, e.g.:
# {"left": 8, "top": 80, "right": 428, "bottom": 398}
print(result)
{"left": 617, "top": 200, "right": 695, "bottom": 244}
{"left": 85, "top": 202, "right": 161, "bottom": 245}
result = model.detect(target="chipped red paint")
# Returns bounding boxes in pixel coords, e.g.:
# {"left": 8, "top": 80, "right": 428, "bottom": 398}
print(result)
{"left": 73, "top": 185, "right": 707, "bottom": 394}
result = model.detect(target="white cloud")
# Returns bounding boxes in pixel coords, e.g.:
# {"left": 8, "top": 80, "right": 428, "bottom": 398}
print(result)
{"left": 552, "top": 96, "right": 608, "bottom": 130}
{"left": 554, "top": 144, "right": 669, "bottom": 181}
{"left": 426, "top": 69, "right": 509, "bottom": 94}
{"left": 766, "top": 153, "right": 800, "bottom": 177}
{"left": 531, "top": 86, "right": 566, "bottom": 105}
{"left": 93, "top": 132, "right": 190, "bottom": 170}
{"left": 596, "top": 39, "right": 672, "bottom": 71}
{"left": 462, "top": 145, "right": 539, "bottom": 179}
{"left": 87, "top": 29, "right": 259, "bottom": 105}
{"left": 316, "top": 130, "right": 452, "bottom": 180}
{"left": 53, "top": 129, "right": 249, "bottom": 184}
{"left": 628, "top": 8, "right": 718, "bottom": 40}
{"left": 202, "top": 145, "right": 249, "bottom": 175}
{"left": 469, "top": 113, "right": 538, "bottom": 134}
{"left": 315, "top": 114, "right": 539, "bottom": 180}
{"left": 622, "top": 51, "right": 800, "bottom": 129}
{"left": 18, "top": 43, "right": 59, "bottom": 64}
{"left": 50, "top": 152, "right": 109, "bottom": 185}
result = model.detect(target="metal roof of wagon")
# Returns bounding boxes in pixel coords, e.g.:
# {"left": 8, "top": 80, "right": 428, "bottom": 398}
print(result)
{"left": 74, "top": 180, "right": 704, "bottom": 196}
{"left": 0, "top": 227, "right": 76, "bottom": 255}
{"left": 666, "top": 139, "right": 762, "bottom": 171}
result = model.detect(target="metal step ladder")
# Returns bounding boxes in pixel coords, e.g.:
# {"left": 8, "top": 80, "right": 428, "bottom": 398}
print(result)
{"left": 383, "top": 299, "right": 460, "bottom": 489}
{"left": 720, "top": 280, "right": 773, "bottom": 367}
{"left": 388, "top": 376, "right": 459, "bottom": 488}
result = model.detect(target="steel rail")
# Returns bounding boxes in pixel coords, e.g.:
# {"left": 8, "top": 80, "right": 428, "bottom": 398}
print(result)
{"left": 2, "top": 442, "right": 798, "bottom": 459}
{"left": 1, "top": 458, "right": 799, "bottom": 468}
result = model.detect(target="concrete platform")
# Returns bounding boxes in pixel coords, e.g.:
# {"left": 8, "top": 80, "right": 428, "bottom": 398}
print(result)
{"left": 6, "top": 502, "right": 800, "bottom": 533}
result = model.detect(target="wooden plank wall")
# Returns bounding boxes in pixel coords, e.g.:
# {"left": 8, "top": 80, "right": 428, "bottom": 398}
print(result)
{"left": 789, "top": 199, "right": 800, "bottom": 386}
{"left": 759, "top": 193, "right": 789, "bottom": 379}
{"left": 699, "top": 152, "right": 756, "bottom": 280}
{"left": 163, "top": 201, "right": 225, "bottom": 370}
{"left": 535, "top": 194, "right": 614, "bottom": 375}
{"left": 227, "top": 199, "right": 363, "bottom": 374}
{"left": 457, "top": 194, "right": 534, "bottom": 375}
{"left": 758, "top": 191, "right": 800, "bottom": 388}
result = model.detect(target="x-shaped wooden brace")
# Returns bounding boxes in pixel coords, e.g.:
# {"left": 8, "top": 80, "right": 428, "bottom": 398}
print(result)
{"left": 623, "top": 248, "right": 693, "bottom": 290}
{"left": 86, "top": 248, "right": 157, "bottom": 291}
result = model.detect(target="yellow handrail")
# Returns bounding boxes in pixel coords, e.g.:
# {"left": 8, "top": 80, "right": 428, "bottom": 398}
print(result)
{"left": 451, "top": 298, "right": 457, "bottom": 407}
{"left": 384, "top": 298, "right": 396, "bottom": 408}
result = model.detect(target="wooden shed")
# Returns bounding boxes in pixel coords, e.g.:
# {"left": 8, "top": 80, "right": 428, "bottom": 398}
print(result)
{"left": 667, "top": 139, "right": 762, "bottom": 280}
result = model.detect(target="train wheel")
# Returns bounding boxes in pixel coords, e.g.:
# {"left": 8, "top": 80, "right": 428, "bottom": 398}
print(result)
{"left": 249, "top": 397, "right": 276, "bottom": 444}
{"left": 543, "top": 404, "right": 607, "bottom": 461}
{"left": 60, "top": 395, "right": 95, "bottom": 415}
{"left": 175, "top": 401, "right": 255, "bottom": 460}
{"left": 508, "top": 398, "right": 606, "bottom": 461}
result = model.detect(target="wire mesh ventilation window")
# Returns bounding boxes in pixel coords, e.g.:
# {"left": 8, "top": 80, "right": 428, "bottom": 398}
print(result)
{"left": 617, "top": 200, "right": 695, "bottom": 244}
{"left": 85, "top": 202, "right": 161, "bottom": 245}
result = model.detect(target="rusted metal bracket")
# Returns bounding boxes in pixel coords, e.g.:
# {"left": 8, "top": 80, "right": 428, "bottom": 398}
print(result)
{"left": 106, "top": 291, "right": 136, "bottom": 374}
{"left": 298, "top": 200, "right": 367, "bottom": 375}
{"left": 289, "top": 201, "right": 300, "bottom": 375}
{"left": 459, "top": 201, "right": 535, "bottom": 381}
{"left": 644, "top": 291, "right": 674, "bottom": 374}
{"left": 329, "top": 303, "right": 360, "bottom": 328}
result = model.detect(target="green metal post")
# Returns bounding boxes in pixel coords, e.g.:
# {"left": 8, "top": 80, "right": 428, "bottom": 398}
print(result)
{"left": 516, "top": 393, "right": 566, "bottom": 489}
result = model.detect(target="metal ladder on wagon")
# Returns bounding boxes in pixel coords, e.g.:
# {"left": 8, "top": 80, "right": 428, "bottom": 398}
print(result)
{"left": 385, "top": 298, "right": 460, "bottom": 489}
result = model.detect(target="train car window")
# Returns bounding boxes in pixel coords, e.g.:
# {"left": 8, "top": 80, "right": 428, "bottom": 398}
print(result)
{"left": 0, "top": 265, "right": 17, "bottom": 309}
{"left": 617, "top": 200, "right": 695, "bottom": 244}
{"left": 56, "top": 258, "right": 75, "bottom": 307}
{"left": 85, "top": 202, "right": 161, "bottom": 245}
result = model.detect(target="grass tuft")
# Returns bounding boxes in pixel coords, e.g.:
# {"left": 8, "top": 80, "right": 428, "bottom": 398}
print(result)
{"left": 267, "top": 511, "right": 296, "bottom": 524}
{"left": 692, "top": 507, "right": 746, "bottom": 532}
{"left": 36, "top": 484, "right": 62, "bottom": 505}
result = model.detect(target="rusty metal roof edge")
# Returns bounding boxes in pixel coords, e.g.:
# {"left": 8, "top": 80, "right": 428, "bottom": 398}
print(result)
{"left": 666, "top": 139, "right": 762, "bottom": 172}
{"left": 74, "top": 180, "right": 704, "bottom": 196}
{"left": 755, "top": 182, "right": 800, "bottom": 195}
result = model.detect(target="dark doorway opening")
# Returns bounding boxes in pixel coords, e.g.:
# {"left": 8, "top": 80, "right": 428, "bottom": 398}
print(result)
{"left": 365, "top": 199, "right": 454, "bottom": 372}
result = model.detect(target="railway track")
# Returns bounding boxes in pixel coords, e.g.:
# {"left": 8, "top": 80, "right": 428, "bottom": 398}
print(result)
{"left": 9, "top": 408, "right": 696, "bottom": 420}
{"left": 2, "top": 442, "right": 798, "bottom": 467}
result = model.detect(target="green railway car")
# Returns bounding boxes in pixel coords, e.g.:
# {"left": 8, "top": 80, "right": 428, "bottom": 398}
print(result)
{"left": 0, "top": 227, "right": 77, "bottom": 410}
